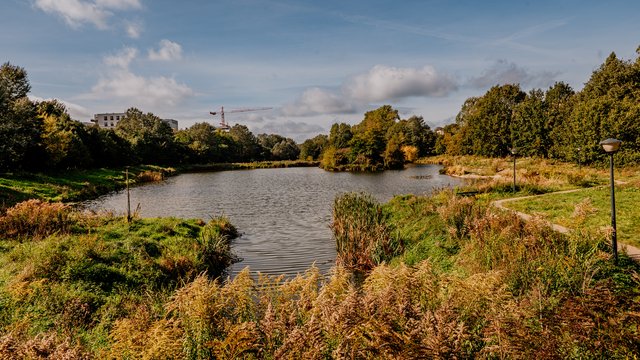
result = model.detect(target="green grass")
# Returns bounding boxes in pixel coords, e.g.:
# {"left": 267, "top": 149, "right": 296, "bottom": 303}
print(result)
{"left": 503, "top": 185, "right": 640, "bottom": 248}
{"left": 0, "top": 204, "right": 237, "bottom": 355}
{"left": 0, "top": 165, "right": 173, "bottom": 207}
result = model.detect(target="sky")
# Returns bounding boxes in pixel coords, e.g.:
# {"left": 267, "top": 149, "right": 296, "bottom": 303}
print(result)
{"left": 2, "top": 0, "right": 640, "bottom": 141}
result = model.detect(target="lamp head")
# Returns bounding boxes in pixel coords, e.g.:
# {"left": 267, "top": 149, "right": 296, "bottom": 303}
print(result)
{"left": 600, "top": 138, "right": 622, "bottom": 153}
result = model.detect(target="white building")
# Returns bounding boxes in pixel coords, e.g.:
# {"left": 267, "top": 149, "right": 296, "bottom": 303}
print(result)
{"left": 93, "top": 113, "right": 125, "bottom": 128}
{"left": 92, "top": 113, "right": 179, "bottom": 131}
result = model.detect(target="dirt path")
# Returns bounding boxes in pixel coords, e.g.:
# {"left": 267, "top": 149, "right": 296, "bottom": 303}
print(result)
{"left": 492, "top": 190, "right": 640, "bottom": 262}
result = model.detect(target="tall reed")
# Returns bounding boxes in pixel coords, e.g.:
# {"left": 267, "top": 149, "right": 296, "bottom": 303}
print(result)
{"left": 331, "top": 192, "right": 403, "bottom": 273}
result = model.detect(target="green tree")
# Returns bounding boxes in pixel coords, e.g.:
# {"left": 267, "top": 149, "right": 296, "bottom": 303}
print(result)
{"left": 37, "top": 100, "right": 92, "bottom": 169}
{"left": 116, "top": 108, "right": 176, "bottom": 164}
{"left": 299, "top": 134, "right": 328, "bottom": 161}
{"left": 0, "top": 64, "right": 42, "bottom": 170}
{"left": 328, "top": 123, "right": 353, "bottom": 149}
{"left": 228, "top": 124, "right": 261, "bottom": 162}
{"left": 456, "top": 84, "right": 526, "bottom": 157}
{"left": 0, "top": 62, "right": 31, "bottom": 101}
{"left": 271, "top": 138, "right": 300, "bottom": 160}
{"left": 176, "top": 122, "right": 226, "bottom": 163}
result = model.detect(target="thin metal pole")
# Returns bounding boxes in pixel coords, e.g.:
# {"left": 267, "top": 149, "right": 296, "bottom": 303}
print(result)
{"left": 513, "top": 154, "right": 516, "bottom": 193}
{"left": 126, "top": 167, "right": 131, "bottom": 222}
{"left": 609, "top": 153, "right": 618, "bottom": 264}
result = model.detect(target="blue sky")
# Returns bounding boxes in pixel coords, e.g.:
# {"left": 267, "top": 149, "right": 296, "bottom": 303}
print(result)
{"left": 2, "top": 0, "right": 639, "bottom": 140}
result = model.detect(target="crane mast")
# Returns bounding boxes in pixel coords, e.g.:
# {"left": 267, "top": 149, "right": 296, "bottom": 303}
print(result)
{"left": 209, "top": 106, "right": 272, "bottom": 130}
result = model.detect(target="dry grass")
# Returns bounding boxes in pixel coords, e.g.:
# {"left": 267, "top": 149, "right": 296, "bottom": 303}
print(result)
{"left": 331, "top": 193, "right": 403, "bottom": 274}
{"left": 0, "top": 199, "right": 76, "bottom": 240}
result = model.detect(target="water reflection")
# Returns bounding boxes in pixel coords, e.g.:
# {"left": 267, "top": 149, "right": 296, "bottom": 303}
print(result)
{"left": 84, "top": 165, "right": 461, "bottom": 277}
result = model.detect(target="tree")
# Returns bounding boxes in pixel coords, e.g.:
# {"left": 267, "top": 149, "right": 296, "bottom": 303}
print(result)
{"left": 176, "top": 122, "right": 226, "bottom": 163}
{"left": 271, "top": 139, "right": 300, "bottom": 160}
{"left": 228, "top": 124, "right": 261, "bottom": 162}
{"left": 299, "top": 134, "right": 328, "bottom": 161}
{"left": 0, "top": 62, "right": 31, "bottom": 101}
{"left": 328, "top": 123, "right": 353, "bottom": 149}
{"left": 0, "top": 64, "right": 42, "bottom": 171}
{"left": 37, "top": 100, "right": 92, "bottom": 169}
{"left": 455, "top": 84, "right": 526, "bottom": 157}
{"left": 116, "top": 108, "right": 176, "bottom": 164}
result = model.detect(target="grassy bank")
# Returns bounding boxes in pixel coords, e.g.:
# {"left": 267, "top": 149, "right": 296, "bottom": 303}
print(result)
{"left": 20, "top": 190, "right": 632, "bottom": 358}
{"left": 420, "top": 155, "right": 640, "bottom": 247}
{"left": 0, "top": 165, "right": 174, "bottom": 208}
{"left": 0, "top": 200, "right": 238, "bottom": 357}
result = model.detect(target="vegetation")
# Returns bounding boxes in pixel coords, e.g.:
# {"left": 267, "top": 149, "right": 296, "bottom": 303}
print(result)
{"left": 331, "top": 192, "right": 403, "bottom": 273}
{"left": 0, "top": 200, "right": 238, "bottom": 357}
{"left": 321, "top": 106, "right": 436, "bottom": 171}
{"left": 435, "top": 47, "right": 640, "bottom": 166}
{"left": 0, "top": 165, "right": 174, "bottom": 208}
{"left": 0, "top": 62, "right": 305, "bottom": 173}
{"left": 2, "top": 191, "right": 634, "bottom": 358}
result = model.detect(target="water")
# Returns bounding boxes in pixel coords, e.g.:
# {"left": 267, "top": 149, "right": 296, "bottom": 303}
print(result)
{"left": 83, "top": 165, "right": 461, "bottom": 277}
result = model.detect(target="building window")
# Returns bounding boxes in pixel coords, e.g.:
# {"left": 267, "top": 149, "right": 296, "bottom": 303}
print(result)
{"left": 104, "top": 116, "right": 107, "bottom": 120}
{"left": 116, "top": 116, "right": 120, "bottom": 120}
{"left": 110, "top": 116, "right": 114, "bottom": 120}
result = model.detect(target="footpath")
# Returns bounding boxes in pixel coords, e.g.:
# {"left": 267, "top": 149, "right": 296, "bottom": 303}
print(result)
{"left": 492, "top": 189, "right": 640, "bottom": 262}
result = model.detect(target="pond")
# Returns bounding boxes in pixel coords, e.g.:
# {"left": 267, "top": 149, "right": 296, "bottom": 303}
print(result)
{"left": 83, "top": 165, "right": 462, "bottom": 277}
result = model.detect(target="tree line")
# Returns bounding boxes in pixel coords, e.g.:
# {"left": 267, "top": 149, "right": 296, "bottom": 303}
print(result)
{"left": 0, "top": 62, "right": 302, "bottom": 172}
{"left": 3, "top": 46, "right": 640, "bottom": 172}
{"left": 436, "top": 47, "right": 640, "bottom": 165}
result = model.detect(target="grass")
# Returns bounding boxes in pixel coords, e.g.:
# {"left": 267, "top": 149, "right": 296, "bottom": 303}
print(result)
{"left": 0, "top": 200, "right": 238, "bottom": 357}
{"left": 503, "top": 185, "right": 640, "bottom": 248}
{"left": 0, "top": 165, "right": 174, "bottom": 208}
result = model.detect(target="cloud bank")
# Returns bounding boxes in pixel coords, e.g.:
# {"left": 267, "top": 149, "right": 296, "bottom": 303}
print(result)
{"left": 283, "top": 64, "right": 457, "bottom": 117}
{"left": 469, "top": 59, "right": 559, "bottom": 89}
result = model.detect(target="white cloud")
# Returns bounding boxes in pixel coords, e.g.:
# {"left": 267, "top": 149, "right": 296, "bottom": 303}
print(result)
{"left": 34, "top": 0, "right": 141, "bottom": 30}
{"left": 469, "top": 59, "right": 559, "bottom": 89}
{"left": 282, "top": 64, "right": 457, "bottom": 117}
{"left": 125, "top": 20, "right": 143, "bottom": 38}
{"left": 104, "top": 47, "right": 137, "bottom": 68}
{"left": 343, "top": 65, "right": 458, "bottom": 102}
{"left": 91, "top": 70, "right": 193, "bottom": 108}
{"left": 94, "top": 0, "right": 141, "bottom": 10}
{"left": 148, "top": 40, "right": 183, "bottom": 61}
{"left": 252, "top": 121, "right": 325, "bottom": 142}
{"left": 88, "top": 46, "right": 194, "bottom": 109}
{"left": 281, "top": 87, "right": 356, "bottom": 116}
{"left": 34, "top": 0, "right": 110, "bottom": 28}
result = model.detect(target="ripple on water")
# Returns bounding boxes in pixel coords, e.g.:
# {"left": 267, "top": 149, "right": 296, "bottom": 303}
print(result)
{"left": 83, "top": 165, "right": 461, "bottom": 277}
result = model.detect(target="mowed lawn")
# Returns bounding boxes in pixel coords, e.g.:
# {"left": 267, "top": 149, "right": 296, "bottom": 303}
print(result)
{"left": 503, "top": 185, "right": 640, "bottom": 248}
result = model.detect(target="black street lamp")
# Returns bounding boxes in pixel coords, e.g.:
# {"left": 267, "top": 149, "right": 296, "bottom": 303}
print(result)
{"left": 600, "top": 138, "right": 622, "bottom": 263}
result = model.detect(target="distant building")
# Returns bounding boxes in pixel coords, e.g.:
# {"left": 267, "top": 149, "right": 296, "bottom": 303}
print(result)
{"left": 92, "top": 112, "right": 126, "bottom": 129}
{"left": 434, "top": 127, "right": 444, "bottom": 136}
{"left": 92, "top": 112, "right": 179, "bottom": 130}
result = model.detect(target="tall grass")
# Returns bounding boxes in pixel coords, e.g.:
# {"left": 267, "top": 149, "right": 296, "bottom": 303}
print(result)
{"left": 1, "top": 192, "right": 639, "bottom": 357}
{"left": 331, "top": 192, "right": 403, "bottom": 273}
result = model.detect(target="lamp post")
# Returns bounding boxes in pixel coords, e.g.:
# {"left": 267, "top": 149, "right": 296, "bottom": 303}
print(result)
{"left": 600, "top": 138, "right": 622, "bottom": 263}
{"left": 509, "top": 147, "right": 517, "bottom": 193}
